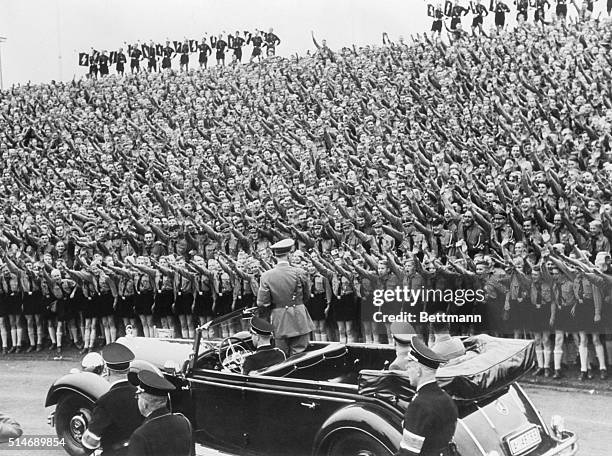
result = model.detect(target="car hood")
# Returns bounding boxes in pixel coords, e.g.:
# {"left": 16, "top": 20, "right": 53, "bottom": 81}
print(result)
{"left": 116, "top": 336, "right": 194, "bottom": 370}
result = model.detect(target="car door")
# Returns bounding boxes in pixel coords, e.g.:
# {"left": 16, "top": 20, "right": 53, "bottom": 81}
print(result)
{"left": 242, "top": 377, "right": 356, "bottom": 455}
{"left": 189, "top": 369, "right": 249, "bottom": 453}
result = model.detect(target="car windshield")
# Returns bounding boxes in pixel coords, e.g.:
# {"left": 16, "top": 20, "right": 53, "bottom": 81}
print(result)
{"left": 197, "top": 306, "right": 259, "bottom": 342}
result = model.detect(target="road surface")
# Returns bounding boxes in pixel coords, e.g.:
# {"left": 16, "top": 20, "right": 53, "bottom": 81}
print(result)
{"left": 0, "top": 356, "right": 610, "bottom": 455}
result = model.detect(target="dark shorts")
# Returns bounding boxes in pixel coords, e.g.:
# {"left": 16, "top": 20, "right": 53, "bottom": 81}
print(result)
{"left": 180, "top": 54, "right": 189, "bottom": 65}
{"left": 0, "top": 295, "right": 8, "bottom": 318}
{"left": 527, "top": 302, "right": 552, "bottom": 332}
{"left": 198, "top": 54, "right": 208, "bottom": 64}
{"left": 47, "top": 298, "right": 69, "bottom": 320}
{"left": 82, "top": 296, "right": 97, "bottom": 319}
{"left": 130, "top": 59, "right": 139, "bottom": 69}
{"left": 116, "top": 295, "right": 135, "bottom": 318}
{"left": 193, "top": 290, "right": 213, "bottom": 317}
{"left": 431, "top": 20, "right": 442, "bottom": 32}
{"left": 162, "top": 57, "right": 171, "bottom": 69}
{"left": 554, "top": 306, "right": 578, "bottom": 332}
{"left": 134, "top": 291, "right": 153, "bottom": 316}
{"left": 450, "top": 17, "right": 461, "bottom": 30}
{"left": 95, "top": 294, "right": 114, "bottom": 318}
{"left": 214, "top": 292, "right": 232, "bottom": 317}
{"left": 116, "top": 63, "right": 124, "bottom": 73}
{"left": 234, "top": 294, "right": 253, "bottom": 311}
{"left": 154, "top": 289, "right": 173, "bottom": 317}
{"left": 6, "top": 294, "right": 20, "bottom": 315}
{"left": 251, "top": 46, "right": 262, "bottom": 57}
{"left": 174, "top": 292, "right": 193, "bottom": 315}
{"left": 23, "top": 292, "right": 44, "bottom": 315}
{"left": 575, "top": 298, "right": 600, "bottom": 332}
{"left": 216, "top": 51, "right": 225, "bottom": 61}
{"left": 472, "top": 16, "right": 483, "bottom": 27}
{"left": 334, "top": 293, "right": 356, "bottom": 322}
{"left": 234, "top": 48, "right": 242, "bottom": 61}
{"left": 307, "top": 292, "right": 327, "bottom": 321}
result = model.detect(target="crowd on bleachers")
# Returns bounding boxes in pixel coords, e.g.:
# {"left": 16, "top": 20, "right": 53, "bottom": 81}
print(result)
{"left": 0, "top": 11, "right": 611, "bottom": 382}
{"left": 79, "top": 28, "right": 281, "bottom": 77}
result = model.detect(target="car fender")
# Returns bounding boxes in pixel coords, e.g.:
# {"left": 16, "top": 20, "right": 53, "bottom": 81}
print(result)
{"left": 45, "top": 372, "right": 110, "bottom": 407}
{"left": 313, "top": 402, "right": 402, "bottom": 455}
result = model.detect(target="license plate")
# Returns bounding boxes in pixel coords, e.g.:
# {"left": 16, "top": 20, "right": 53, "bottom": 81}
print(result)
{"left": 506, "top": 425, "right": 542, "bottom": 456}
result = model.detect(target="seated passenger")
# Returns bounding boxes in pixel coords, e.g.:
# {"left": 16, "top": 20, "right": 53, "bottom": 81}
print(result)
{"left": 388, "top": 321, "right": 418, "bottom": 371}
{"left": 242, "top": 317, "right": 286, "bottom": 375}
{"left": 430, "top": 316, "right": 466, "bottom": 361}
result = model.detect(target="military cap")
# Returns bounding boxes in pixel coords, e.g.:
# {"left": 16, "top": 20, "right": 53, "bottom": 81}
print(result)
{"left": 408, "top": 335, "right": 448, "bottom": 370}
{"left": 128, "top": 359, "right": 163, "bottom": 386}
{"left": 135, "top": 370, "right": 176, "bottom": 397}
{"left": 390, "top": 321, "right": 416, "bottom": 345}
{"left": 271, "top": 238, "right": 294, "bottom": 255}
{"left": 250, "top": 317, "right": 274, "bottom": 336}
{"left": 101, "top": 342, "right": 135, "bottom": 371}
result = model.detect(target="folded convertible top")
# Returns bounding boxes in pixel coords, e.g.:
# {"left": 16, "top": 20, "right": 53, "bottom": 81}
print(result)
{"left": 358, "top": 335, "right": 535, "bottom": 402}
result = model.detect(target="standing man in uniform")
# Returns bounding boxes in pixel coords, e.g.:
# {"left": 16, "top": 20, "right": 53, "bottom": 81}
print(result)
{"left": 128, "top": 370, "right": 193, "bottom": 456}
{"left": 81, "top": 343, "right": 144, "bottom": 456}
{"left": 391, "top": 328, "right": 458, "bottom": 456}
{"left": 257, "top": 239, "right": 315, "bottom": 356}
{"left": 242, "top": 316, "right": 286, "bottom": 374}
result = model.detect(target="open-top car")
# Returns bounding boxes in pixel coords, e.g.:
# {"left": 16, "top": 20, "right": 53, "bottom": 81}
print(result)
{"left": 46, "top": 308, "right": 578, "bottom": 456}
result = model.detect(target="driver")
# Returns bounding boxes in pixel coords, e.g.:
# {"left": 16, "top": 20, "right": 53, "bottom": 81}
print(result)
{"left": 81, "top": 343, "right": 144, "bottom": 456}
{"left": 242, "top": 317, "right": 286, "bottom": 375}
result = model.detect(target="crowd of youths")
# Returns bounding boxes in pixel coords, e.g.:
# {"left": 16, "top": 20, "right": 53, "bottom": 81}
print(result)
{"left": 0, "top": 14, "right": 611, "bottom": 383}
{"left": 79, "top": 28, "right": 282, "bottom": 77}
{"left": 427, "top": 0, "right": 612, "bottom": 40}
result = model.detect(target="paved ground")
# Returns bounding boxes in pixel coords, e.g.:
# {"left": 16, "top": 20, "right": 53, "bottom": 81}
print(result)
{"left": 0, "top": 352, "right": 611, "bottom": 455}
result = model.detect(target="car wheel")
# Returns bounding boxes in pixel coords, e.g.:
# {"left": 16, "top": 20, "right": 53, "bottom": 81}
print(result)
{"left": 55, "top": 394, "right": 95, "bottom": 456}
{"left": 327, "top": 432, "right": 392, "bottom": 456}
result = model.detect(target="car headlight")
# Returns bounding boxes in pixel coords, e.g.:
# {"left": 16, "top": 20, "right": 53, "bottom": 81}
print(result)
{"left": 550, "top": 415, "right": 565, "bottom": 438}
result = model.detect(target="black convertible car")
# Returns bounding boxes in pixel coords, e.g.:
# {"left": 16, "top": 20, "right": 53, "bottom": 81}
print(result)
{"left": 46, "top": 308, "right": 578, "bottom": 456}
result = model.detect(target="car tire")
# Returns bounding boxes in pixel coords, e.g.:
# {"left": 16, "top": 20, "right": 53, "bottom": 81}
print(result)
{"left": 326, "top": 432, "right": 392, "bottom": 456}
{"left": 55, "top": 394, "right": 95, "bottom": 456}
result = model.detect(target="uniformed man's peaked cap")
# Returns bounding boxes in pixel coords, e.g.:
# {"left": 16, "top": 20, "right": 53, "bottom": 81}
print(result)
{"left": 409, "top": 336, "right": 447, "bottom": 370}
{"left": 135, "top": 370, "right": 176, "bottom": 396}
{"left": 250, "top": 317, "right": 274, "bottom": 336}
{"left": 390, "top": 321, "right": 416, "bottom": 345}
{"left": 102, "top": 343, "right": 135, "bottom": 371}
{"left": 271, "top": 238, "right": 294, "bottom": 255}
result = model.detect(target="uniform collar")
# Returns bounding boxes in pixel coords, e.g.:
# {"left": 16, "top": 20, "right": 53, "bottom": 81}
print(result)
{"left": 146, "top": 406, "right": 170, "bottom": 421}
{"left": 109, "top": 378, "right": 128, "bottom": 389}
{"left": 416, "top": 379, "right": 437, "bottom": 392}
{"left": 256, "top": 344, "right": 273, "bottom": 351}
{"left": 276, "top": 260, "right": 290, "bottom": 267}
